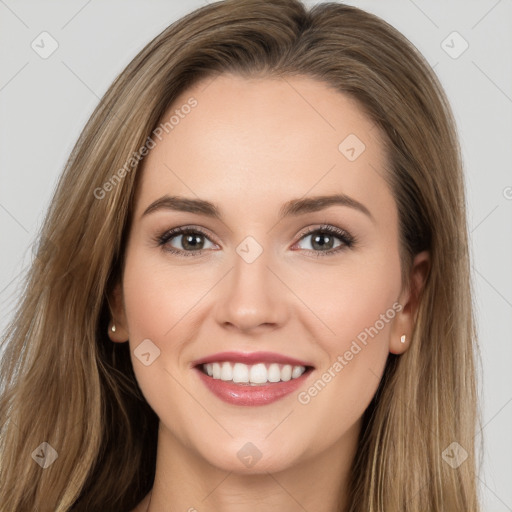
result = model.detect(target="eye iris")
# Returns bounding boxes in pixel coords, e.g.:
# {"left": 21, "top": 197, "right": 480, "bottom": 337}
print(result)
{"left": 182, "top": 233, "right": 204, "bottom": 250}
{"left": 311, "top": 232, "right": 334, "bottom": 250}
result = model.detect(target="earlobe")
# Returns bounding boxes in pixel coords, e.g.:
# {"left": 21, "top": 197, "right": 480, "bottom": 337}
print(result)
{"left": 107, "top": 282, "right": 130, "bottom": 343}
{"left": 389, "top": 250, "right": 430, "bottom": 355}
{"left": 108, "top": 321, "right": 129, "bottom": 343}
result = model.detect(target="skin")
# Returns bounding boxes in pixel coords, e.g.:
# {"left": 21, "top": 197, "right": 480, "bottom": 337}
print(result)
{"left": 109, "top": 74, "right": 429, "bottom": 512}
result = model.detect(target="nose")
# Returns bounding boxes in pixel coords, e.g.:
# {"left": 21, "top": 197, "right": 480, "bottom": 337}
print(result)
{"left": 214, "top": 248, "right": 289, "bottom": 334}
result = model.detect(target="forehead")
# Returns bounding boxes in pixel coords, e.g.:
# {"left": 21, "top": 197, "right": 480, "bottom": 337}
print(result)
{"left": 135, "top": 73, "right": 394, "bottom": 222}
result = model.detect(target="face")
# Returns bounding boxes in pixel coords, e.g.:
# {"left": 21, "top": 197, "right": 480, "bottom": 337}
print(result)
{"left": 110, "top": 74, "right": 424, "bottom": 474}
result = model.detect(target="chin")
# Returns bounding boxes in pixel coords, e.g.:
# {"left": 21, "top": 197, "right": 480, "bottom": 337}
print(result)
{"left": 197, "top": 438, "right": 301, "bottom": 475}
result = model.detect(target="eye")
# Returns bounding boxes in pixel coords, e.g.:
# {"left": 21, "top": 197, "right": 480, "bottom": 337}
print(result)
{"left": 156, "top": 224, "right": 355, "bottom": 258}
{"left": 293, "top": 225, "right": 355, "bottom": 257}
{"left": 157, "top": 226, "right": 217, "bottom": 256}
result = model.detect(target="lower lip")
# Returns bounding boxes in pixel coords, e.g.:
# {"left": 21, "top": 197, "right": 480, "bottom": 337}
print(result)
{"left": 195, "top": 367, "right": 312, "bottom": 406}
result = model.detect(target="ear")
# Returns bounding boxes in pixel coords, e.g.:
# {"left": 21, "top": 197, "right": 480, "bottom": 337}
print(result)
{"left": 389, "top": 250, "right": 430, "bottom": 355}
{"left": 107, "top": 281, "right": 130, "bottom": 343}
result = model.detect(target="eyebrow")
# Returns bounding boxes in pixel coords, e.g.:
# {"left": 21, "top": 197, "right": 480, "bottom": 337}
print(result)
{"left": 142, "top": 193, "right": 374, "bottom": 222}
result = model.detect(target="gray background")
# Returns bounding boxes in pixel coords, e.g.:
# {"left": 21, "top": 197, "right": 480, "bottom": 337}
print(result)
{"left": 0, "top": 0, "right": 511, "bottom": 510}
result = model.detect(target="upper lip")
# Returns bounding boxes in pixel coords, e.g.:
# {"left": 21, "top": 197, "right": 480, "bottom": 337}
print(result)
{"left": 191, "top": 351, "right": 314, "bottom": 368}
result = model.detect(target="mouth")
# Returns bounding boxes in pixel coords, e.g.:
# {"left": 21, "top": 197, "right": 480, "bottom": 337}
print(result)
{"left": 197, "top": 361, "right": 314, "bottom": 386}
{"left": 191, "top": 351, "right": 315, "bottom": 406}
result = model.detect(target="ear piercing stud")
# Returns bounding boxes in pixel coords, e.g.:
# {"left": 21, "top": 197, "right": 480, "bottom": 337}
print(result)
{"left": 400, "top": 334, "right": 406, "bottom": 343}
{"left": 111, "top": 324, "right": 116, "bottom": 333}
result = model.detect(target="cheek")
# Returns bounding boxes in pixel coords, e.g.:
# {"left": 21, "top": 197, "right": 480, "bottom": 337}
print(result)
{"left": 293, "top": 250, "right": 401, "bottom": 434}
{"left": 296, "top": 251, "right": 400, "bottom": 394}
{"left": 122, "top": 249, "right": 212, "bottom": 338}
{"left": 120, "top": 247, "right": 224, "bottom": 409}
{"left": 305, "top": 248, "right": 402, "bottom": 349}
{"left": 120, "top": 264, "right": 200, "bottom": 440}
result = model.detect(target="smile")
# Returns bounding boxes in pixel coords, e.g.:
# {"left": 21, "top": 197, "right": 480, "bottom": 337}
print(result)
{"left": 201, "top": 361, "right": 307, "bottom": 385}
{"left": 192, "top": 351, "right": 315, "bottom": 406}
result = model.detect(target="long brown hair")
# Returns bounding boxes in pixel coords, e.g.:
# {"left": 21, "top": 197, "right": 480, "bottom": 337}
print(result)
{"left": 0, "top": 1, "right": 482, "bottom": 510}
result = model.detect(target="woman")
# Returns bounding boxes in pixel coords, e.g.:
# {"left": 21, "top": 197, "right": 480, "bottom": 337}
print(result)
{"left": 0, "top": 1, "right": 481, "bottom": 510}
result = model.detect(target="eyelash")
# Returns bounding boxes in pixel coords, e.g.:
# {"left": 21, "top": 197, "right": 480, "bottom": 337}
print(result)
{"left": 156, "top": 224, "right": 356, "bottom": 258}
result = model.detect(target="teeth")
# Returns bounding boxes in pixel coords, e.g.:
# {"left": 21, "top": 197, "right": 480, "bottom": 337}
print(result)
{"left": 233, "top": 362, "right": 249, "bottom": 383}
{"left": 291, "top": 365, "right": 304, "bottom": 379}
{"left": 220, "top": 362, "right": 232, "bottom": 381}
{"left": 250, "top": 363, "right": 267, "bottom": 384}
{"left": 201, "top": 362, "right": 307, "bottom": 385}
{"left": 268, "top": 363, "right": 281, "bottom": 382}
{"left": 281, "top": 364, "right": 292, "bottom": 381}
